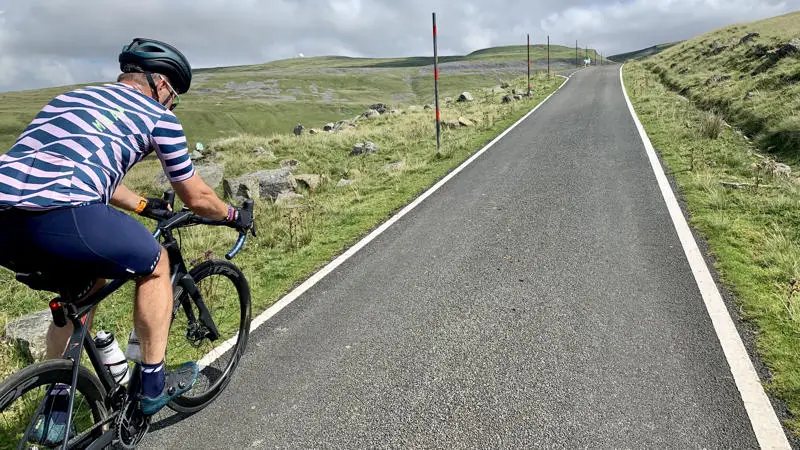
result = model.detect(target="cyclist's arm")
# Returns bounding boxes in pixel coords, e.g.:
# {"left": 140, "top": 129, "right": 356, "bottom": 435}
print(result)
{"left": 152, "top": 112, "right": 230, "bottom": 221}
{"left": 110, "top": 184, "right": 144, "bottom": 212}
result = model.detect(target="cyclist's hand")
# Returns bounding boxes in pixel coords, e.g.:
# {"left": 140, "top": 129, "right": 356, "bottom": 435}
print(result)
{"left": 138, "top": 197, "right": 172, "bottom": 219}
{"left": 228, "top": 205, "right": 256, "bottom": 236}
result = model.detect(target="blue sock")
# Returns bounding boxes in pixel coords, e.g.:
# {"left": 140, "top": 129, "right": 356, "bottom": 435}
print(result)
{"left": 141, "top": 361, "right": 165, "bottom": 398}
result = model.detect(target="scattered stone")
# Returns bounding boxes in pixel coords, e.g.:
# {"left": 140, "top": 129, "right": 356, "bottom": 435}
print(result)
{"left": 293, "top": 124, "right": 305, "bottom": 136}
{"left": 280, "top": 159, "right": 300, "bottom": 170}
{"left": 384, "top": 161, "right": 405, "bottom": 172}
{"left": 740, "top": 32, "right": 760, "bottom": 44}
{"left": 389, "top": 109, "right": 401, "bottom": 115}
{"left": 458, "top": 117, "right": 474, "bottom": 127}
{"left": 362, "top": 109, "right": 381, "bottom": 119}
{"left": 445, "top": 97, "right": 453, "bottom": 104}
{"left": 295, "top": 174, "right": 322, "bottom": 192}
{"left": 5, "top": 309, "right": 52, "bottom": 361}
{"left": 308, "top": 128, "right": 320, "bottom": 135}
{"left": 253, "top": 147, "right": 276, "bottom": 159}
{"left": 502, "top": 95, "right": 514, "bottom": 104}
{"left": 275, "top": 191, "right": 304, "bottom": 208}
{"left": 744, "top": 91, "right": 756, "bottom": 100}
{"left": 323, "top": 123, "right": 335, "bottom": 132}
{"left": 156, "top": 162, "right": 224, "bottom": 190}
{"left": 776, "top": 39, "right": 800, "bottom": 58}
{"left": 500, "top": 82, "right": 511, "bottom": 89}
{"left": 705, "top": 74, "right": 731, "bottom": 85}
{"left": 512, "top": 88, "right": 522, "bottom": 95}
{"left": 457, "top": 92, "right": 474, "bottom": 102}
{"left": 222, "top": 168, "right": 297, "bottom": 203}
{"left": 195, "top": 142, "right": 205, "bottom": 151}
{"left": 336, "top": 179, "right": 354, "bottom": 187}
{"left": 190, "top": 150, "right": 204, "bottom": 161}
{"left": 349, "top": 141, "right": 378, "bottom": 156}
{"left": 424, "top": 104, "right": 433, "bottom": 110}
{"left": 492, "top": 86, "right": 505, "bottom": 93}
{"left": 513, "top": 94, "right": 523, "bottom": 101}
{"left": 754, "top": 158, "right": 793, "bottom": 179}
{"left": 753, "top": 44, "right": 768, "bottom": 57}
{"left": 333, "top": 120, "right": 354, "bottom": 132}
{"left": 442, "top": 120, "right": 461, "bottom": 129}
{"left": 368, "top": 103, "right": 389, "bottom": 114}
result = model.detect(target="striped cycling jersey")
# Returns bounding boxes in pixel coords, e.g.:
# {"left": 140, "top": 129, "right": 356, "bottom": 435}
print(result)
{"left": 0, "top": 82, "right": 195, "bottom": 210}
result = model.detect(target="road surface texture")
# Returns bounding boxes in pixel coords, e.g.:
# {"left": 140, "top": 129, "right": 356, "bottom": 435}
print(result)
{"left": 144, "top": 66, "right": 767, "bottom": 448}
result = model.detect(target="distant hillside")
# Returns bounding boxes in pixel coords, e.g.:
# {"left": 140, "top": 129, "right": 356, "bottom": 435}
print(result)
{"left": 639, "top": 10, "right": 800, "bottom": 161}
{"left": 608, "top": 41, "right": 683, "bottom": 62}
{"left": 0, "top": 44, "right": 585, "bottom": 153}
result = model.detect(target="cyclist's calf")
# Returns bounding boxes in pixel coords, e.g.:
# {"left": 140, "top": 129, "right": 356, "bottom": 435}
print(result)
{"left": 132, "top": 247, "right": 173, "bottom": 366}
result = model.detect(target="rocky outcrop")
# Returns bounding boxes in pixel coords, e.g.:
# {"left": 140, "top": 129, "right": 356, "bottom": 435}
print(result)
{"left": 222, "top": 168, "right": 297, "bottom": 203}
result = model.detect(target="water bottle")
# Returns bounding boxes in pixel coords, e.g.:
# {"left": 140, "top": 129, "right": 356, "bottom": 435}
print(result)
{"left": 125, "top": 329, "right": 141, "bottom": 363}
{"left": 95, "top": 331, "right": 130, "bottom": 385}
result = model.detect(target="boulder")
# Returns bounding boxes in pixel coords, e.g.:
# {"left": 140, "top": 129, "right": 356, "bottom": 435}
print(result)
{"left": 156, "top": 162, "right": 224, "bottom": 190}
{"left": 191, "top": 150, "right": 204, "bottom": 161}
{"left": 295, "top": 174, "right": 323, "bottom": 192}
{"left": 309, "top": 128, "right": 320, "bottom": 135}
{"left": 442, "top": 120, "right": 461, "bottom": 129}
{"left": 293, "top": 124, "right": 305, "bottom": 136}
{"left": 323, "top": 123, "right": 335, "bottom": 132}
{"left": 222, "top": 168, "right": 297, "bottom": 203}
{"left": 275, "top": 191, "right": 304, "bottom": 208}
{"left": 513, "top": 94, "right": 523, "bottom": 101}
{"left": 502, "top": 95, "right": 514, "bottom": 104}
{"left": 753, "top": 44, "right": 768, "bottom": 57}
{"left": 349, "top": 141, "right": 378, "bottom": 156}
{"left": 740, "top": 32, "right": 760, "bottom": 44}
{"left": 368, "top": 103, "right": 389, "bottom": 114}
{"left": 457, "top": 92, "right": 474, "bottom": 102}
{"left": 777, "top": 39, "right": 800, "bottom": 58}
{"left": 362, "top": 109, "right": 381, "bottom": 119}
{"left": 458, "top": 117, "right": 474, "bottom": 127}
{"left": 5, "top": 309, "right": 53, "bottom": 361}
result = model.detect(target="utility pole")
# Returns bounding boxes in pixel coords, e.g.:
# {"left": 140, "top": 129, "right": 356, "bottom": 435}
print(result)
{"left": 547, "top": 35, "right": 550, "bottom": 77}
{"left": 575, "top": 40, "right": 578, "bottom": 68}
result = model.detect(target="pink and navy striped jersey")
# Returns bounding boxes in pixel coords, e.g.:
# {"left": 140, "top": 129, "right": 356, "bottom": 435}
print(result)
{"left": 0, "top": 82, "right": 195, "bottom": 210}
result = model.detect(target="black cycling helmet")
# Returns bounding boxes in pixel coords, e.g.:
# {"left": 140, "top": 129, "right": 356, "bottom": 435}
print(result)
{"left": 119, "top": 38, "right": 192, "bottom": 94}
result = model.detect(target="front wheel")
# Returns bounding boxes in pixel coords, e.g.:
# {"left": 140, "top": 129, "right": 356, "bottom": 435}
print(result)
{"left": 166, "top": 259, "right": 251, "bottom": 414}
{"left": 0, "top": 359, "right": 108, "bottom": 450}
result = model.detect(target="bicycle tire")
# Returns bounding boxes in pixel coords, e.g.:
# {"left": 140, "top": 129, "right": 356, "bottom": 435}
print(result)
{"left": 0, "top": 359, "right": 108, "bottom": 450}
{"left": 167, "top": 259, "right": 251, "bottom": 413}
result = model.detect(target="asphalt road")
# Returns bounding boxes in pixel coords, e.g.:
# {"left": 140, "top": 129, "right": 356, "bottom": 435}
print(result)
{"left": 144, "top": 66, "right": 763, "bottom": 449}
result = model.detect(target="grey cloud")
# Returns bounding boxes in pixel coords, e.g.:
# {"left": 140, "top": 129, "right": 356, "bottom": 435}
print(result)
{"left": 0, "top": 0, "right": 798, "bottom": 91}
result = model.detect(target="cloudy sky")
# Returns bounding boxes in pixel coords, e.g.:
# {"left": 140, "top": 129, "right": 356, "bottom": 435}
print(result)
{"left": 0, "top": 0, "right": 798, "bottom": 92}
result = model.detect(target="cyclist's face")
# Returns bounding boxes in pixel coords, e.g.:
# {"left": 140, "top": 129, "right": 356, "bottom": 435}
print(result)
{"left": 157, "top": 76, "right": 180, "bottom": 111}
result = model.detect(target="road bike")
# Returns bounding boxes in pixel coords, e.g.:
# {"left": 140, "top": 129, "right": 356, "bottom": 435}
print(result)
{"left": 0, "top": 190, "right": 255, "bottom": 449}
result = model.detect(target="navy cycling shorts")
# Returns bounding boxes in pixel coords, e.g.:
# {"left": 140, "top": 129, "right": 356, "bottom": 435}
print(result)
{"left": 0, "top": 203, "right": 162, "bottom": 281}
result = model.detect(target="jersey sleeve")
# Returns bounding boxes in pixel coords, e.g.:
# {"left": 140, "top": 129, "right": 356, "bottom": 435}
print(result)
{"left": 152, "top": 111, "right": 195, "bottom": 182}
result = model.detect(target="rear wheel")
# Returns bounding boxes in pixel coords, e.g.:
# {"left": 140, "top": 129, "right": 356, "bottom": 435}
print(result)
{"left": 0, "top": 359, "right": 108, "bottom": 450}
{"left": 166, "top": 259, "right": 251, "bottom": 413}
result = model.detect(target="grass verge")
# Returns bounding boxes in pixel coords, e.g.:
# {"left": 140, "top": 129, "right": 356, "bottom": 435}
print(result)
{"left": 623, "top": 61, "right": 800, "bottom": 436}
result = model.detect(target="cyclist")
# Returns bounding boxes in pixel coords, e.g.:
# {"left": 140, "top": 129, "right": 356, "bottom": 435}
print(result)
{"left": 0, "top": 37, "right": 253, "bottom": 444}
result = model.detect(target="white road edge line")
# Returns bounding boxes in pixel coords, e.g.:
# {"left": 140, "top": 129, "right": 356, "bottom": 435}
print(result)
{"left": 197, "top": 73, "right": 573, "bottom": 369}
{"left": 618, "top": 63, "right": 791, "bottom": 449}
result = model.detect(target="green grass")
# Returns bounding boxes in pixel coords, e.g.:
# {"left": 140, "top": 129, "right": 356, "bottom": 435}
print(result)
{"left": 623, "top": 12, "right": 800, "bottom": 433}
{"left": 608, "top": 41, "right": 683, "bottom": 62}
{"left": 0, "top": 72, "right": 564, "bottom": 388}
{"left": 640, "top": 10, "right": 800, "bottom": 162}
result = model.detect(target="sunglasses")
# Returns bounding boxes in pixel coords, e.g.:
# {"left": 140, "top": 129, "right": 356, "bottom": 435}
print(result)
{"left": 162, "top": 77, "right": 181, "bottom": 111}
